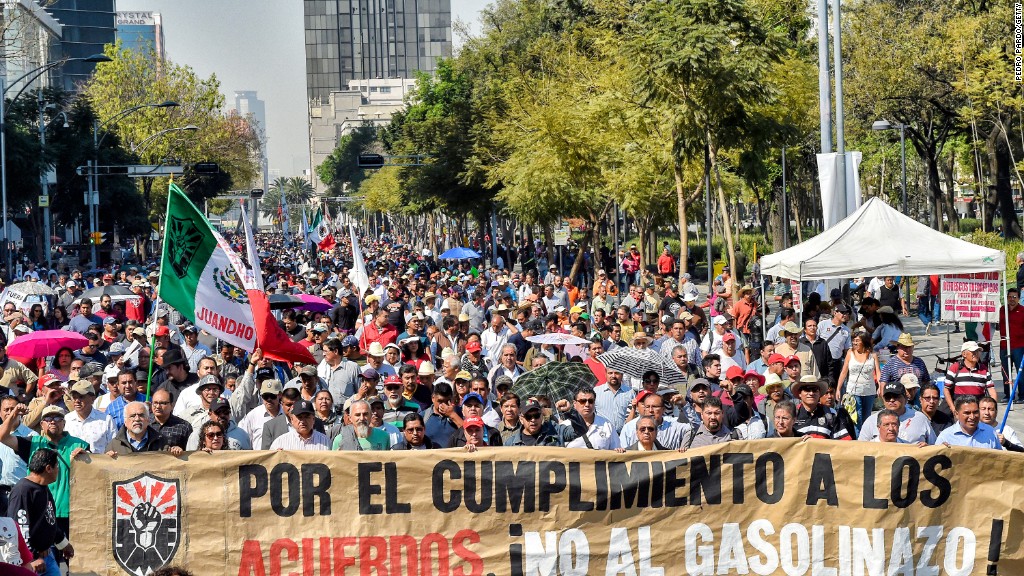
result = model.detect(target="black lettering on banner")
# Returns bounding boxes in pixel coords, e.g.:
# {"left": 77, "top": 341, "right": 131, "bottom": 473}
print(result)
{"left": 359, "top": 462, "right": 384, "bottom": 515}
{"left": 495, "top": 461, "right": 536, "bottom": 513}
{"left": 538, "top": 461, "right": 567, "bottom": 512}
{"left": 664, "top": 459, "right": 688, "bottom": 506}
{"left": 270, "top": 464, "right": 300, "bottom": 517}
{"left": 650, "top": 461, "right": 664, "bottom": 508}
{"left": 920, "top": 455, "right": 952, "bottom": 508}
{"left": 608, "top": 461, "right": 651, "bottom": 509}
{"left": 594, "top": 460, "right": 608, "bottom": 510}
{"left": 862, "top": 457, "right": 888, "bottom": 509}
{"left": 509, "top": 524, "right": 524, "bottom": 576}
{"left": 238, "top": 464, "right": 268, "bottom": 518}
{"left": 689, "top": 455, "right": 722, "bottom": 505}
{"left": 384, "top": 462, "right": 411, "bottom": 514}
{"left": 300, "top": 464, "right": 332, "bottom": 517}
{"left": 755, "top": 452, "right": 784, "bottom": 504}
{"left": 568, "top": 462, "right": 595, "bottom": 512}
{"left": 890, "top": 456, "right": 919, "bottom": 509}
{"left": 432, "top": 460, "right": 461, "bottom": 513}
{"left": 724, "top": 453, "right": 753, "bottom": 504}
{"left": 464, "top": 461, "right": 492, "bottom": 513}
{"left": 806, "top": 453, "right": 838, "bottom": 506}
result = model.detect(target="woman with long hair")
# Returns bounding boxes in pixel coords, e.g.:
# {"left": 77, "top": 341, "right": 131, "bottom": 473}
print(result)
{"left": 198, "top": 421, "right": 227, "bottom": 452}
{"left": 400, "top": 336, "right": 427, "bottom": 371}
{"left": 27, "top": 304, "right": 45, "bottom": 331}
{"left": 46, "top": 305, "right": 70, "bottom": 330}
{"left": 837, "top": 331, "right": 882, "bottom": 430}
{"left": 47, "top": 347, "right": 75, "bottom": 381}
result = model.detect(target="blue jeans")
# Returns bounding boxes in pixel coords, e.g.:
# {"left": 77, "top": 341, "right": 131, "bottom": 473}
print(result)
{"left": 853, "top": 394, "right": 876, "bottom": 433}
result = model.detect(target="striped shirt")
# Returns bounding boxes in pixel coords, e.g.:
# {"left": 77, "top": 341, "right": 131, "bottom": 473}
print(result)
{"left": 794, "top": 405, "right": 853, "bottom": 440}
{"left": 879, "top": 356, "right": 930, "bottom": 386}
{"left": 594, "top": 384, "right": 636, "bottom": 434}
{"left": 269, "top": 429, "right": 331, "bottom": 450}
{"left": 944, "top": 361, "right": 993, "bottom": 398}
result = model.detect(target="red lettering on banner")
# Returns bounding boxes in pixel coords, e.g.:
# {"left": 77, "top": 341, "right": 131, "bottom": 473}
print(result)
{"left": 196, "top": 306, "right": 256, "bottom": 341}
{"left": 238, "top": 533, "right": 483, "bottom": 576}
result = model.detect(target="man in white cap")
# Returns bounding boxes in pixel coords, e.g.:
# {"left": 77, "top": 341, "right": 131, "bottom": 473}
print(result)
{"left": 942, "top": 340, "right": 995, "bottom": 414}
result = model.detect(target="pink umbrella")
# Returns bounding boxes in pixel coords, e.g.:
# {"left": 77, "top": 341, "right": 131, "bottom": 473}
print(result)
{"left": 297, "top": 294, "right": 334, "bottom": 313}
{"left": 7, "top": 330, "right": 89, "bottom": 359}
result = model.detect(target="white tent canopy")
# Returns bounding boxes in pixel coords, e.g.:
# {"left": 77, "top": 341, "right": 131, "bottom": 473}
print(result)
{"left": 760, "top": 197, "right": 1005, "bottom": 280}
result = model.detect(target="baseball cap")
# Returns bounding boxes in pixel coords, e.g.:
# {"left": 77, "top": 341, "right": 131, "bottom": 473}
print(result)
{"left": 181, "top": 324, "right": 198, "bottom": 334}
{"left": 209, "top": 399, "right": 230, "bottom": 413}
{"left": 341, "top": 335, "right": 359, "bottom": 348}
{"left": 312, "top": 323, "right": 329, "bottom": 333}
{"left": 767, "top": 353, "right": 786, "bottom": 365}
{"left": 731, "top": 384, "right": 754, "bottom": 400}
{"left": 785, "top": 355, "right": 801, "bottom": 366}
{"left": 70, "top": 380, "right": 96, "bottom": 396}
{"left": 687, "top": 378, "right": 712, "bottom": 394}
{"left": 260, "top": 379, "right": 283, "bottom": 396}
{"left": 103, "top": 316, "right": 118, "bottom": 325}
{"left": 961, "top": 341, "right": 982, "bottom": 353}
{"left": 198, "top": 374, "right": 223, "bottom": 390}
{"left": 383, "top": 375, "right": 402, "bottom": 387}
{"left": 712, "top": 316, "right": 728, "bottom": 326}
{"left": 835, "top": 303, "right": 852, "bottom": 314}
{"left": 465, "top": 341, "right": 482, "bottom": 353}
{"left": 291, "top": 399, "right": 315, "bottom": 416}
{"left": 454, "top": 370, "right": 472, "bottom": 381}
{"left": 725, "top": 366, "right": 745, "bottom": 381}
{"left": 299, "top": 365, "right": 318, "bottom": 377}
{"left": 722, "top": 333, "right": 736, "bottom": 343}
{"left": 900, "top": 373, "right": 921, "bottom": 390}
{"left": 39, "top": 374, "right": 61, "bottom": 388}
{"left": 521, "top": 399, "right": 543, "bottom": 414}
{"left": 154, "top": 326, "right": 170, "bottom": 337}
{"left": 463, "top": 416, "right": 484, "bottom": 429}
{"left": 883, "top": 381, "right": 906, "bottom": 397}
{"left": 103, "top": 364, "right": 120, "bottom": 381}
{"left": 41, "top": 405, "right": 66, "bottom": 419}
{"left": 462, "top": 392, "right": 485, "bottom": 405}
{"left": 361, "top": 366, "right": 379, "bottom": 379}
{"left": 132, "top": 327, "right": 146, "bottom": 337}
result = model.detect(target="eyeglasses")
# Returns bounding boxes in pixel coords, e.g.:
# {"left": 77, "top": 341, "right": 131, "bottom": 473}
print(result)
{"left": 921, "top": 395, "right": 940, "bottom": 402}
{"left": 522, "top": 412, "right": 542, "bottom": 421}
{"left": 883, "top": 395, "right": 902, "bottom": 402}
{"left": 638, "top": 426, "right": 656, "bottom": 432}
{"left": 575, "top": 398, "right": 595, "bottom": 405}
{"left": 385, "top": 385, "right": 401, "bottom": 391}
{"left": 261, "top": 394, "right": 279, "bottom": 401}
{"left": 405, "top": 427, "right": 425, "bottom": 433}
{"left": 205, "top": 432, "right": 224, "bottom": 439}
{"left": 152, "top": 400, "right": 171, "bottom": 406}
{"left": 642, "top": 377, "right": 659, "bottom": 383}
{"left": 41, "top": 416, "right": 64, "bottom": 423}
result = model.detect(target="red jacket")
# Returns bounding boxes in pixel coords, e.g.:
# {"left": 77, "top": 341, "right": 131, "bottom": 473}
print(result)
{"left": 361, "top": 321, "right": 398, "bottom": 354}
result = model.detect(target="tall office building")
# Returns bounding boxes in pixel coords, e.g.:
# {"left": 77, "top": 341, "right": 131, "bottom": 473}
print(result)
{"left": 0, "top": 0, "right": 62, "bottom": 95}
{"left": 303, "top": 0, "right": 452, "bottom": 104}
{"left": 115, "top": 11, "right": 164, "bottom": 61}
{"left": 235, "top": 90, "right": 269, "bottom": 189}
{"left": 42, "top": 0, "right": 116, "bottom": 92}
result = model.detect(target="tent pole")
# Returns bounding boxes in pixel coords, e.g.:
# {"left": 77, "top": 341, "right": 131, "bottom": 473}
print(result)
{"left": 1003, "top": 271, "right": 1014, "bottom": 403}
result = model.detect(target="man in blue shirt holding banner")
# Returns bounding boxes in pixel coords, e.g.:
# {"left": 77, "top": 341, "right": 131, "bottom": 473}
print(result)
{"left": 936, "top": 395, "right": 1003, "bottom": 450}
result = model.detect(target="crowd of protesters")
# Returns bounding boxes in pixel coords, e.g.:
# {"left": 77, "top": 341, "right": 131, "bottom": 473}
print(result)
{"left": 0, "top": 230, "right": 1018, "bottom": 574}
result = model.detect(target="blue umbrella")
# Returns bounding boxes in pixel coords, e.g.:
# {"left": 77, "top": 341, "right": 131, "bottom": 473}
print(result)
{"left": 439, "top": 247, "right": 480, "bottom": 260}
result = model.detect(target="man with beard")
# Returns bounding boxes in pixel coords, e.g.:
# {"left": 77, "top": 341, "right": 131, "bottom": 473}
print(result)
{"left": 269, "top": 399, "right": 330, "bottom": 450}
{"left": 333, "top": 400, "right": 390, "bottom": 450}
{"left": 504, "top": 400, "right": 576, "bottom": 446}
{"left": 106, "top": 402, "right": 181, "bottom": 455}
{"left": 681, "top": 395, "right": 735, "bottom": 449}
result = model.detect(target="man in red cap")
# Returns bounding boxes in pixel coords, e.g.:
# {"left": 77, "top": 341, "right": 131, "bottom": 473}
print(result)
{"left": 460, "top": 339, "right": 488, "bottom": 375}
{"left": 458, "top": 416, "right": 486, "bottom": 452}
{"left": 719, "top": 333, "right": 746, "bottom": 373}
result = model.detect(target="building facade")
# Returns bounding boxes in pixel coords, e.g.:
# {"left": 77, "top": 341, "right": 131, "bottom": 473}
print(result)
{"left": 115, "top": 11, "right": 164, "bottom": 61}
{"left": 0, "top": 0, "right": 62, "bottom": 95}
{"left": 234, "top": 90, "right": 269, "bottom": 191}
{"left": 303, "top": 0, "right": 451, "bottom": 104}
{"left": 42, "top": 0, "right": 116, "bottom": 92}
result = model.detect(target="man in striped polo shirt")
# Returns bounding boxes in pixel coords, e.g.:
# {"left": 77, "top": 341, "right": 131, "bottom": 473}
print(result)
{"left": 944, "top": 341, "right": 996, "bottom": 414}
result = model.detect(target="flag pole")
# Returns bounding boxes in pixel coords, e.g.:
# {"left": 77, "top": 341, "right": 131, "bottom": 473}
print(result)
{"left": 148, "top": 183, "right": 176, "bottom": 399}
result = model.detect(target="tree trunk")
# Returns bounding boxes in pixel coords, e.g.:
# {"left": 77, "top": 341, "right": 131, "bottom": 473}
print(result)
{"left": 990, "top": 125, "right": 1024, "bottom": 240}
{"left": 941, "top": 149, "right": 959, "bottom": 234}
{"left": 675, "top": 159, "right": 689, "bottom": 283}
{"left": 791, "top": 189, "right": 803, "bottom": 243}
{"left": 769, "top": 182, "right": 785, "bottom": 252}
{"left": 709, "top": 136, "right": 739, "bottom": 303}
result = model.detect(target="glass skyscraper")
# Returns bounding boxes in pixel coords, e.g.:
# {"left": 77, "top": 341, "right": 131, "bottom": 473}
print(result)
{"left": 115, "top": 11, "right": 165, "bottom": 61}
{"left": 43, "top": 0, "right": 117, "bottom": 92}
{"left": 303, "top": 0, "right": 452, "bottom": 104}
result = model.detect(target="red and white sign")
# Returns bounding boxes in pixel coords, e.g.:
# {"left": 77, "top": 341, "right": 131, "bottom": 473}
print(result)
{"left": 940, "top": 273, "right": 1001, "bottom": 323}
{"left": 790, "top": 280, "right": 803, "bottom": 313}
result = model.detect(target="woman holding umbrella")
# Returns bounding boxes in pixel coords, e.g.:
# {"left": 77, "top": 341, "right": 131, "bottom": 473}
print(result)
{"left": 47, "top": 348, "right": 75, "bottom": 381}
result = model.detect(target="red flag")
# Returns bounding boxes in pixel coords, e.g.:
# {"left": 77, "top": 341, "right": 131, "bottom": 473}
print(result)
{"left": 318, "top": 234, "right": 336, "bottom": 251}
{"left": 246, "top": 289, "right": 316, "bottom": 364}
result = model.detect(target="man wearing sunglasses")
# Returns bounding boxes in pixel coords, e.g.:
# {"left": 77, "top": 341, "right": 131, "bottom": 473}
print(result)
{"left": 856, "top": 381, "right": 934, "bottom": 444}
{"left": 504, "top": 399, "right": 576, "bottom": 447}
{"left": 561, "top": 386, "right": 620, "bottom": 450}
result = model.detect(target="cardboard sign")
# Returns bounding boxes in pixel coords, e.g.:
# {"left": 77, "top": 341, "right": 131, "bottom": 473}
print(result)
{"left": 941, "top": 274, "right": 1001, "bottom": 323}
{"left": 70, "top": 442, "right": 1023, "bottom": 575}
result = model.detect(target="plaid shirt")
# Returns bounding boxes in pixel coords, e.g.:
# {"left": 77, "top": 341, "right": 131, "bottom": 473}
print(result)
{"left": 151, "top": 414, "right": 194, "bottom": 450}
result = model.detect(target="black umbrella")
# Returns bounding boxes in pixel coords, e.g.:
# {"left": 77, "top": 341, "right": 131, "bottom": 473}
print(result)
{"left": 512, "top": 362, "right": 598, "bottom": 403}
{"left": 268, "top": 293, "right": 304, "bottom": 310}
{"left": 79, "top": 285, "right": 134, "bottom": 300}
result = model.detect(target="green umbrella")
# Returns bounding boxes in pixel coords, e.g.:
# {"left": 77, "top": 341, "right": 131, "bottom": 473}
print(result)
{"left": 512, "top": 361, "right": 598, "bottom": 402}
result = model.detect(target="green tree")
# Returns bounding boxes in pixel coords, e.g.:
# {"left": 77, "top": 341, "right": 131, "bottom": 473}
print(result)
{"left": 262, "top": 176, "right": 314, "bottom": 223}
{"left": 316, "top": 124, "right": 377, "bottom": 196}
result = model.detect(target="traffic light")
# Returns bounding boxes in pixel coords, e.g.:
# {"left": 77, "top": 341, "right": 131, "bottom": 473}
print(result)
{"left": 358, "top": 154, "right": 386, "bottom": 168}
{"left": 89, "top": 232, "right": 105, "bottom": 244}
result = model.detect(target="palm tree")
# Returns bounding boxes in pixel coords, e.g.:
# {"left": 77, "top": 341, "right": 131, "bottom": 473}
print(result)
{"left": 261, "top": 176, "right": 315, "bottom": 223}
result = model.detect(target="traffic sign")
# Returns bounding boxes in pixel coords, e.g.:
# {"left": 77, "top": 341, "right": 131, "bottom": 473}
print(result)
{"left": 38, "top": 196, "right": 49, "bottom": 208}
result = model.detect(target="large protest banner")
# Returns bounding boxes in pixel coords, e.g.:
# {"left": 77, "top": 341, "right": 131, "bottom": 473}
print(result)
{"left": 71, "top": 440, "right": 1024, "bottom": 576}
{"left": 940, "top": 273, "right": 1001, "bottom": 323}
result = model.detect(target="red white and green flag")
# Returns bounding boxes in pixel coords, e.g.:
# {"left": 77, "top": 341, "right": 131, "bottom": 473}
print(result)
{"left": 307, "top": 208, "right": 336, "bottom": 251}
{"left": 159, "top": 183, "right": 257, "bottom": 350}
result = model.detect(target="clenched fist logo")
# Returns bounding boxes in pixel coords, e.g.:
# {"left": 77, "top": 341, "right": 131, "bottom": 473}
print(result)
{"left": 130, "top": 502, "right": 161, "bottom": 549}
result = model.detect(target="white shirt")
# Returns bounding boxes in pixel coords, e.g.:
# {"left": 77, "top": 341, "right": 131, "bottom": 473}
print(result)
{"left": 239, "top": 405, "right": 279, "bottom": 449}
{"left": 172, "top": 383, "right": 203, "bottom": 419}
{"left": 269, "top": 429, "right": 331, "bottom": 450}
{"left": 379, "top": 423, "right": 401, "bottom": 447}
{"left": 480, "top": 325, "right": 511, "bottom": 360}
{"left": 562, "top": 415, "right": 621, "bottom": 450}
{"left": 64, "top": 408, "right": 117, "bottom": 454}
{"left": 94, "top": 392, "right": 116, "bottom": 413}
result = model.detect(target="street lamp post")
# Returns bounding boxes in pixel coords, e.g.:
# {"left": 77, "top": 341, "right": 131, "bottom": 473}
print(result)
{"left": 91, "top": 100, "right": 179, "bottom": 268}
{"left": 0, "top": 54, "right": 110, "bottom": 277}
{"left": 873, "top": 119, "right": 909, "bottom": 306}
{"left": 37, "top": 91, "right": 70, "bottom": 271}
{"left": 129, "top": 125, "right": 199, "bottom": 155}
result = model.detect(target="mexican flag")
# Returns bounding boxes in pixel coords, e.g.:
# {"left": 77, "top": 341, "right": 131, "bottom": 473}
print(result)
{"left": 308, "top": 208, "right": 336, "bottom": 251}
{"left": 159, "top": 183, "right": 257, "bottom": 351}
